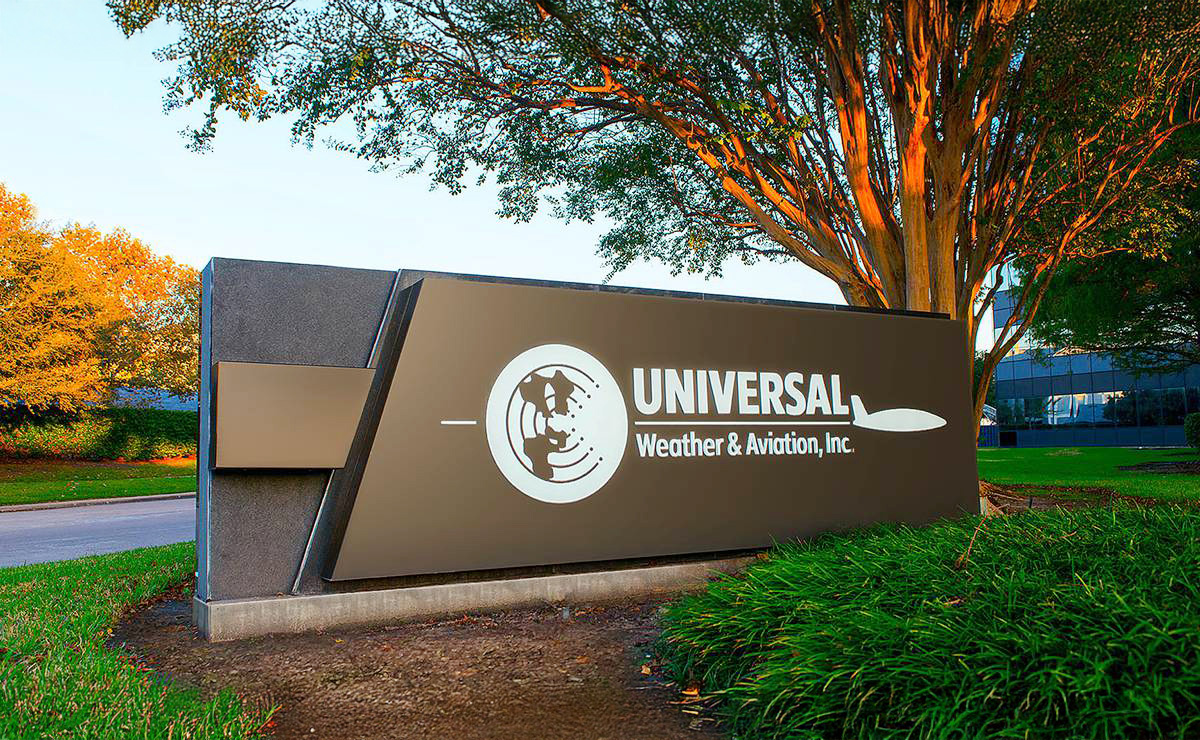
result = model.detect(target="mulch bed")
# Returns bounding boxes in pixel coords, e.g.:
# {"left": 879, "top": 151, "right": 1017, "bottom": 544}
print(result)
{"left": 111, "top": 595, "right": 722, "bottom": 740}
{"left": 111, "top": 472, "right": 1193, "bottom": 739}
{"left": 980, "top": 481, "right": 1161, "bottom": 515}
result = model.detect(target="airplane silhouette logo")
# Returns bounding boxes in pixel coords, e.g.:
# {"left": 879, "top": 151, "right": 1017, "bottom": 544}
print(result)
{"left": 849, "top": 395, "right": 946, "bottom": 433}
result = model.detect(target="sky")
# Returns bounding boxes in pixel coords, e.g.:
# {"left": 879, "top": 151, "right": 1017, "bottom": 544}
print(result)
{"left": 0, "top": 1, "right": 991, "bottom": 349}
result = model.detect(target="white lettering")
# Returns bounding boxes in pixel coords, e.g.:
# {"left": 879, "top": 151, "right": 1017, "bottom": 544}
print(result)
{"left": 736, "top": 371, "right": 760, "bottom": 415}
{"left": 759, "top": 372, "right": 785, "bottom": 415}
{"left": 807, "top": 374, "right": 832, "bottom": 415}
{"left": 830, "top": 374, "right": 850, "bottom": 415}
{"left": 783, "top": 372, "right": 806, "bottom": 415}
{"left": 632, "top": 368, "right": 662, "bottom": 414}
{"left": 709, "top": 370, "right": 736, "bottom": 414}
{"left": 664, "top": 369, "right": 695, "bottom": 414}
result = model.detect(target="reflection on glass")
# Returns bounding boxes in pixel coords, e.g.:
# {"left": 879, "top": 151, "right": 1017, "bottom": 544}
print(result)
{"left": 1026, "top": 396, "right": 1051, "bottom": 429}
{"left": 1162, "top": 388, "right": 1186, "bottom": 426}
{"left": 997, "top": 398, "right": 1023, "bottom": 428}
{"left": 1086, "top": 393, "right": 1112, "bottom": 425}
{"left": 1098, "top": 391, "right": 1137, "bottom": 426}
{"left": 1136, "top": 389, "right": 1163, "bottom": 427}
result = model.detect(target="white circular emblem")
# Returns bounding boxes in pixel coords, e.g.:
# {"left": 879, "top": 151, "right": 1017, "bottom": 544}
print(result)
{"left": 485, "top": 344, "right": 628, "bottom": 503}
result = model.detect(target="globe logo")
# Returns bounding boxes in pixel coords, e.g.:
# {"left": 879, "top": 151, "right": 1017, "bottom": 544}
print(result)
{"left": 485, "top": 344, "right": 628, "bottom": 503}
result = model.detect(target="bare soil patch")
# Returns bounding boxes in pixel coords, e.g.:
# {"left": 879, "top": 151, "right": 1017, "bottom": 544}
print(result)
{"left": 980, "top": 480, "right": 1161, "bottom": 515}
{"left": 111, "top": 596, "right": 722, "bottom": 740}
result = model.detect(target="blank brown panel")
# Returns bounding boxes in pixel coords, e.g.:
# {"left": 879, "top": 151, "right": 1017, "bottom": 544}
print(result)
{"left": 213, "top": 362, "right": 374, "bottom": 469}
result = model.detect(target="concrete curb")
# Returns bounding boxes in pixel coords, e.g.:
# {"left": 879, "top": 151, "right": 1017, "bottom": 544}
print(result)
{"left": 0, "top": 492, "right": 196, "bottom": 513}
{"left": 195, "top": 555, "right": 755, "bottom": 641}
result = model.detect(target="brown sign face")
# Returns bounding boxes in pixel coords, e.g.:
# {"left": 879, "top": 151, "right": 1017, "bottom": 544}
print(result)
{"left": 283, "top": 277, "right": 981, "bottom": 581}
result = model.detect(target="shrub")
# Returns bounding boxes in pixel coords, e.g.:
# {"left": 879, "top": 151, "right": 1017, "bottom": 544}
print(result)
{"left": 0, "top": 407, "right": 197, "bottom": 460}
{"left": 659, "top": 507, "right": 1200, "bottom": 740}
{"left": 1186, "top": 412, "right": 1200, "bottom": 450}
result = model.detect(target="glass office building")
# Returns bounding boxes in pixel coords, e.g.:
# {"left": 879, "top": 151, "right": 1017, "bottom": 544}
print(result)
{"left": 991, "top": 289, "right": 1200, "bottom": 447}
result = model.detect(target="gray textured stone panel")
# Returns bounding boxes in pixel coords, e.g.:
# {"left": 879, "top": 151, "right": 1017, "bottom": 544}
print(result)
{"left": 201, "top": 258, "right": 396, "bottom": 600}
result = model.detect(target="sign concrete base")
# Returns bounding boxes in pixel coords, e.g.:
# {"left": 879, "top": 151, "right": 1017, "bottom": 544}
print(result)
{"left": 193, "top": 556, "right": 754, "bottom": 641}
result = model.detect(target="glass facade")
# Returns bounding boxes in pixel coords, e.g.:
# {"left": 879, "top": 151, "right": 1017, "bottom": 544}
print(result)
{"left": 991, "top": 290, "right": 1200, "bottom": 447}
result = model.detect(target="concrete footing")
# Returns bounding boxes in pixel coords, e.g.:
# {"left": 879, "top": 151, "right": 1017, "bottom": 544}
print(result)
{"left": 194, "top": 556, "right": 753, "bottom": 641}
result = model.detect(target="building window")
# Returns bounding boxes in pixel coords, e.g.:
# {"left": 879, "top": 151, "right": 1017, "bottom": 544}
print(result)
{"left": 1047, "top": 394, "right": 1091, "bottom": 426}
{"left": 1071, "top": 373, "right": 1094, "bottom": 393}
{"left": 1078, "top": 394, "right": 1107, "bottom": 425}
{"left": 1026, "top": 396, "right": 1051, "bottom": 429}
{"left": 1135, "top": 389, "right": 1162, "bottom": 427}
{"left": 1163, "top": 388, "right": 1187, "bottom": 426}
{"left": 997, "top": 398, "right": 1024, "bottom": 428}
{"left": 1097, "top": 390, "right": 1137, "bottom": 427}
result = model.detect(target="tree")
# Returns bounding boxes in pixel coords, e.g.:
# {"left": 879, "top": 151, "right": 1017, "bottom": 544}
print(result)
{"left": 972, "top": 351, "right": 997, "bottom": 409}
{"left": 101, "top": 259, "right": 201, "bottom": 400}
{"left": 109, "top": 0, "right": 1200, "bottom": 430}
{"left": 1026, "top": 130, "right": 1200, "bottom": 375}
{"left": 0, "top": 184, "right": 199, "bottom": 411}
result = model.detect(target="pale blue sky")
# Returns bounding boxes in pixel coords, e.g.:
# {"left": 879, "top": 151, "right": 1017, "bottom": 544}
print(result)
{"left": 1, "top": 1, "right": 990, "bottom": 348}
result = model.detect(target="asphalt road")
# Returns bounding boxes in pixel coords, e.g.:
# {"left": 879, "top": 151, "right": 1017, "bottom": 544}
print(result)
{"left": 0, "top": 498, "right": 195, "bottom": 568}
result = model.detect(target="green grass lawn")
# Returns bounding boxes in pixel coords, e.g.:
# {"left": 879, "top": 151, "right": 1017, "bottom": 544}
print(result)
{"left": 0, "top": 459, "right": 197, "bottom": 507}
{"left": 660, "top": 506, "right": 1200, "bottom": 740}
{"left": 978, "top": 446, "right": 1200, "bottom": 500}
{"left": 0, "top": 543, "right": 272, "bottom": 739}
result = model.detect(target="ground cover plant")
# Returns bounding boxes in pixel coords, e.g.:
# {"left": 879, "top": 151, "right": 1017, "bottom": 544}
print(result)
{"left": 0, "top": 543, "right": 271, "bottom": 739}
{"left": 659, "top": 506, "right": 1200, "bottom": 740}
{"left": 0, "top": 459, "right": 196, "bottom": 507}
{"left": 978, "top": 446, "right": 1200, "bottom": 500}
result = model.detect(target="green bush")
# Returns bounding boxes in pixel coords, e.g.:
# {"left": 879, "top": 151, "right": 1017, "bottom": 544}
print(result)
{"left": 1186, "top": 412, "right": 1200, "bottom": 450}
{"left": 0, "top": 408, "right": 197, "bottom": 460}
{"left": 659, "top": 507, "right": 1200, "bottom": 740}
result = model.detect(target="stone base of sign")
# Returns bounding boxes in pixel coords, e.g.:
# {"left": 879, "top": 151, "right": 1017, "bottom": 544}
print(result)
{"left": 193, "top": 556, "right": 755, "bottom": 641}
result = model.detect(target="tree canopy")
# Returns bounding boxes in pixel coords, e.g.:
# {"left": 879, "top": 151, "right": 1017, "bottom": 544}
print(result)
{"left": 1027, "top": 128, "right": 1200, "bottom": 375}
{"left": 109, "top": 0, "right": 1200, "bottom": 421}
{"left": 0, "top": 184, "right": 199, "bottom": 411}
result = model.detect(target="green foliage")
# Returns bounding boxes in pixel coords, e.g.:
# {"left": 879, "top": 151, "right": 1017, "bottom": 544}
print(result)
{"left": 0, "top": 408, "right": 197, "bottom": 461}
{"left": 1027, "top": 128, "right": 1200, "bottom": 374}
{"left": 109, "top": 0, "right": 1200, "bottom": 420}
{"left": 106, "top": 0, "right": 1200, "bottom": 291}
{"left": 659, "top": 507, "right": 1200, "bottom": 740}
{"left": 0, "top": 544, "right": 272, "bottom": 738}
{"left": 1186, "top": 413, "right": 1200, "bottom": 450}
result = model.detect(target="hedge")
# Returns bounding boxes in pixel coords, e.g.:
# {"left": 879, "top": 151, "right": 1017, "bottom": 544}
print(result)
{"left": 0, "top": 408, "right": 197, "bottom": 461}
{"left": 1186, "top": 412, "right": 1200, "bottom": 450}
{"left": 659, "top": 506, "right": 1200, "bottom": 740}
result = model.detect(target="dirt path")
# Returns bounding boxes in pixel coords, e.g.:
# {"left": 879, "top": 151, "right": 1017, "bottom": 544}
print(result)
{"left": 113, "top": 597, "right": 723, "bottom": 740}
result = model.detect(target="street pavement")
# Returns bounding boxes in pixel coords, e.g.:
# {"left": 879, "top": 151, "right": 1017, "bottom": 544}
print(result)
{"left": 0, "top": 497, "right": 195, "bottom": 568}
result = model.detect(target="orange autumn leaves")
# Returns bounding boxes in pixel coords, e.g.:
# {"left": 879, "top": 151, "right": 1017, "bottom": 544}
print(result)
{"left": 0, "top": 184, "right": 199, "bottom": 411}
